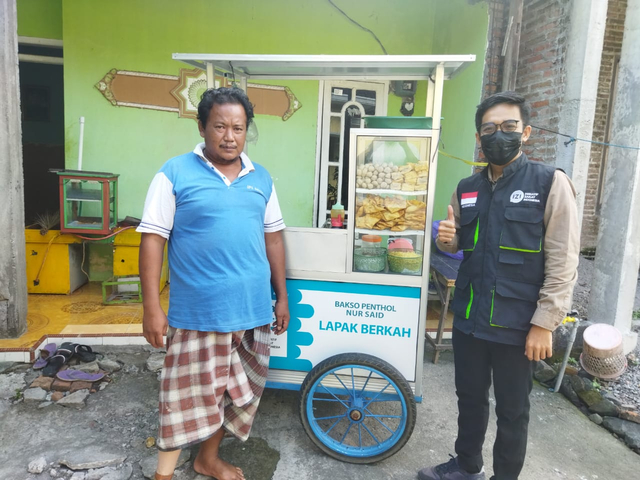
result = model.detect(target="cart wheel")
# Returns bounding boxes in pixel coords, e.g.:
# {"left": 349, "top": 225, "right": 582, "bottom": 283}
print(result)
{"left": 299, "top": 353, "right": 416, "bottom": 464}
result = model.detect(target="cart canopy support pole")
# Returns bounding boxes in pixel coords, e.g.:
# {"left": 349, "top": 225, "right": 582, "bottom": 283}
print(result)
{"left": 425, "top": 77, "right": 435, "bottom": 118}
{"left": 415, "top": 63, "right": 445, "bottom": 396}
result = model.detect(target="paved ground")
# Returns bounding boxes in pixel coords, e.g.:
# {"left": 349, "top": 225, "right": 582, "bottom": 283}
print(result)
{"left": 1, "top": 346, "right": 639, "bottom": 479}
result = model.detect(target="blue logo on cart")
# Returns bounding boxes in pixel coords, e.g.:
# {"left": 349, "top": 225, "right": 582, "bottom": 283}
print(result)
{"left": 269, "top": 279, "right": 420, "bottom": 374}
{"left": 269, "top": 285, "right": 314, "bottom": 372}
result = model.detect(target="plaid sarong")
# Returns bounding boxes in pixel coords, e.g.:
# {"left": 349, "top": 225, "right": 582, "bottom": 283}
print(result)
{"left": 157, "top": 324, "right": 271, "bottom": 451}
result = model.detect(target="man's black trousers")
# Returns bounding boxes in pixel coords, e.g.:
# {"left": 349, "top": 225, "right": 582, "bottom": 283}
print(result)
{"left": 452, "top": 327, "right": 534, "bottom": 480}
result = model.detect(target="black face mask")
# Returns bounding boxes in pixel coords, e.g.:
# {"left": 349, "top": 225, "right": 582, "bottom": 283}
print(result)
{"left": 480, "top": 131, "right": 522, "bottom": 166}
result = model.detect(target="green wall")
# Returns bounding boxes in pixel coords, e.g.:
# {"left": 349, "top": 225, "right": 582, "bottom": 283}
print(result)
{"left": 432, "top": 0, "right": 488, "bottom": 222}
{"left": 19, "top": 0, "right": 486, "bottom": 231}
{"left": 60, "top": 0, "right": 442, "bottom": 229}
{"left": 17, "top": 0, "right": 62, "bottom": 39}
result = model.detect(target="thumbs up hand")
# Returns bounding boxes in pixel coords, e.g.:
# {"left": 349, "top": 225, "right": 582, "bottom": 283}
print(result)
{"left": 438, "top": 205, "right": 457, "bottom": 244}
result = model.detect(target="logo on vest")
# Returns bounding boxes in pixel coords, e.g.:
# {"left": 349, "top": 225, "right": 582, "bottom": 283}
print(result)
{"left": 510, "top": 190, "right": 524, "bottom": 203}
{"left": 461, "top": 191, "right": 478, "bottom": 208}
{"left": 510, "top": 190, "right": 540, "bottom": 203}
{"left": 523, "top": 192, "right": 540, "bottom": 203}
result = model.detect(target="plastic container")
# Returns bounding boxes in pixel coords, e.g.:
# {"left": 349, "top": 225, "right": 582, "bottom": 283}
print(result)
{"left": 364, "top": 116, "right": 433, "bottom": 130}
{"left": 388, "top": 238, "right": 414, "bottom": 251}
{"left": 580, "top": 324, "right": 627, "bottom": 380}
{"left": 331, "top": 202, "right": 345, "bottom": 228}
{"left": 354, "top": 247, "right": 387, "bottom": 272}
{"left": 388, "top": 250, "right": 423, "bottom": 275}
{"left": 361, "top": 235, "right": 382, "bottom": 255}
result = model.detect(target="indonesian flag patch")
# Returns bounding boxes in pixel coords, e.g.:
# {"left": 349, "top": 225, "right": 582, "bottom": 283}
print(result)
{"left": 461, "top": 191, "right": 478, "bottom": 208}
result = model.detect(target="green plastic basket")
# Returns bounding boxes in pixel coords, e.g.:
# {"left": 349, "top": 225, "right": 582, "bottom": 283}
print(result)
{"left": 364, "top": 116, "right": 433, "bottom": 130}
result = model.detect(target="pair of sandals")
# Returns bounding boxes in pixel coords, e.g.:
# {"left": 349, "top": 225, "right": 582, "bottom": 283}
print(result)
{"left": 34, "top": 342, "right": 100, "bottom": 379}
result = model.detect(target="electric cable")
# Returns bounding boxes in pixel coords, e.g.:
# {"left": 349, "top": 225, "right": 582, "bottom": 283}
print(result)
{"left": 439, "top": 150, "right": 487, "bottom": 167}
{"left": 72, "top": 226, "right": 135, "bottom": 241}
{"left": 532, "top": 124, "right": 640, "bottom": 151}
{"left": 32, "top": 226, "right": 134, "bottom": 285}
{"left": 80, "top": 240, "right": 89, "bottom": 281}
{"left": 33, "top": 233, "right": 62, "bottom": 286}
{"left": 327, "top": 0, "right": 388, "bottom": 55}
{"left": 437, "top": 122, "right": 640, "bottom": 167}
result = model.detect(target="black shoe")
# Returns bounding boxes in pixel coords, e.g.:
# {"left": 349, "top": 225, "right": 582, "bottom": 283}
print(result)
{"left": 418, "top": 456, "right": 486, "bottom": 480}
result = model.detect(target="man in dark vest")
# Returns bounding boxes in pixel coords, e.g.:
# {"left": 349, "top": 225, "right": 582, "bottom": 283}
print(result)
{"left": 418, "top": 91, "right": 579, "bottom": 480}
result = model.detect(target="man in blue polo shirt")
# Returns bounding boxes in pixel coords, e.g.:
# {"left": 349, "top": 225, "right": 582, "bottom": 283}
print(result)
{"left": 138, "top": 87, "right": 289, "bottom": 480}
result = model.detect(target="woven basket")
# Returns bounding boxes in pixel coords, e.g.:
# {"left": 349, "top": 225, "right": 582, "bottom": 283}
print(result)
{"left": 579, "top": 324, "right": 627, "bottom": 380}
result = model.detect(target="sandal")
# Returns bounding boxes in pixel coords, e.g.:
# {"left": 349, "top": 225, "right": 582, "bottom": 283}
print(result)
{"left": 56, "top": 369, "right": 105, "bottom": 383}
{"left": 60, "top": 342, "right": 98, "bottom": 363}
{"left": 154, "top": 473, "right": 173, "bottom": 480}
{"left": 33, "top": 343, "right": 57, "bottom": 370}
{"left": 42, "top": 346, "right": 74, "bottom": 377}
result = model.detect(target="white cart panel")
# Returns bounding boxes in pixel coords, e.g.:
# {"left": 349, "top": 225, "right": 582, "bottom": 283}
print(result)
{"left": 270, "top": 279, "right": 421, "bottom": 382}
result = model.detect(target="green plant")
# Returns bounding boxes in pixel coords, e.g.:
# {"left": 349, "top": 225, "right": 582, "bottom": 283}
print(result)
{"left": 632, "top": 310, "right": 640, "bottom": 320}
{"left": 14, "top": 389, "right": 23, "bottom": 400}
{"left": 591, "top": 379, "right": 602, "bottom": 391}
{"left": 567, "top": 357, "right": 578, "bottom": 367}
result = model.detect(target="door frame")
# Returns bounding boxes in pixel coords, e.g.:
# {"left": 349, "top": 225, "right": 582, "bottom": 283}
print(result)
{"left": 313, "top": 80, "right": 388, "bottom": 227}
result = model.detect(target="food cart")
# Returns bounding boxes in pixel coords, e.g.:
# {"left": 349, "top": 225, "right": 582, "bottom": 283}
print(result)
{"left": 173, "top": 54, "right": 475, "bottom": 463}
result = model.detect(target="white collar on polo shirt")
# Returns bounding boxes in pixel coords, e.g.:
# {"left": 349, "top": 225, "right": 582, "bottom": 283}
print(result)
{"left": 193, "top": 142, "right": 255, "bottom": 186}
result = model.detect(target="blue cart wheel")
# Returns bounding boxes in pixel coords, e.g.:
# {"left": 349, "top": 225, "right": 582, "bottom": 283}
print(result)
{"left": 299, "top": 353, "right": 416, "bottom": 464}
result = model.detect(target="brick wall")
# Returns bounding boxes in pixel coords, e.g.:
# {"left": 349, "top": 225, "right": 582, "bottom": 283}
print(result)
{"left": 580, "top": 0, "right": 627, "bottom": 248}
{"left": 515, "top": 0, "right": 571, "bottom": 165}
{"left": 474, "top": 0, "right": 509, "bottom": 167}
{"left": 483, "top": 0, "right": 508, "bottom": 99}
{"left": 480, "top": 0, "right": 627, "bottom": 249}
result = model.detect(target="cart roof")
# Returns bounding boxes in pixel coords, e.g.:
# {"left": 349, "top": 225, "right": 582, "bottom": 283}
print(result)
{"left": 172, "top": 54, "right": 475, "bottom": 81}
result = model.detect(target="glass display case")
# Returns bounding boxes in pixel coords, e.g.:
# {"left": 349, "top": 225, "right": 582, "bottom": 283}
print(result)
{"left": 56, "top": 170, "right": 119, "bottom": 235}
{"left": 348, "top": 128, "right": 433, "bottom": 277}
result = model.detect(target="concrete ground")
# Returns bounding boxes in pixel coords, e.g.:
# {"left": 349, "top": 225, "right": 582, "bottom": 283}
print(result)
{"left": 260, "top": 348, "right": 640, "bottom": 480}
{"left": 1, "top": 346, "right": 639, "bottom": 479}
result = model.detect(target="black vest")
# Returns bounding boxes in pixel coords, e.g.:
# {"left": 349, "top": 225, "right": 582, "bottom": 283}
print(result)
{"left": 450, "top": 154, "right": 556, "bottom": 346}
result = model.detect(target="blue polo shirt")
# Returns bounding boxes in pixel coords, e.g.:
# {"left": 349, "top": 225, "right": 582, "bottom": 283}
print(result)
{"left": 137, "top": 145, "right": 285, "bottom": 332}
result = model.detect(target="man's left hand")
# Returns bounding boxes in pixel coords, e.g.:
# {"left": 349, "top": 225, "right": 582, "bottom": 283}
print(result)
{"left": 525, "top": 325, "right": 553, "bottom": 361}
{"left": 272, "top": 300, "right": 290, "bottom": 335}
